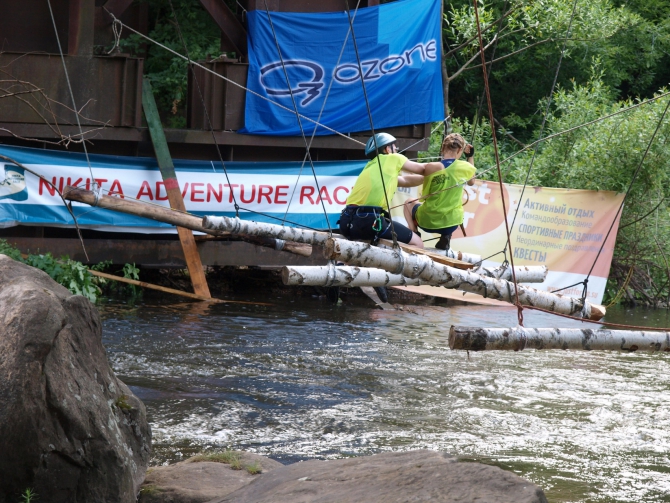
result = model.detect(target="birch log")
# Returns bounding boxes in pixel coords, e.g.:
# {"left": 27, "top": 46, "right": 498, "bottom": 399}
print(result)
{"left": 282, "top": 265, "right": 428, "bottom": 287}
{"left": 281, "top": 264, "right": 545, "bottom": 287}
{"left": 449, "top": 326, "right": 670, "bottom": 352}
{"left": 203, "top": 215, "right": 330, "bottom": 245}
{"left": 323, "top": 237, "right": 605, "bottom": 320}
{"left": 437, "top": 248, "right": 482, "bottom": 264}
{"left": 63, "top": 187, "right": 311, "bottom": 256}
{"left": 472, "top": 265, "right": 547, "bottom": 283}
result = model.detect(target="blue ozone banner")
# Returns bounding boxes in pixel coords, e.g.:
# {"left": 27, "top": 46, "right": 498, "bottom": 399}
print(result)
{"left": 241, "top": 0, "right": 444, "bottom": 136}
{"left": 0, "top": 145, "right": 366, "bottom": 232}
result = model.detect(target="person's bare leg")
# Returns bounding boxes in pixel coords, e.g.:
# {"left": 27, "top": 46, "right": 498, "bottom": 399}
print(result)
{"left": 408, "top": 232, "right": 424, "bottom": 249}
{"left": 403, "top": 200, "right": 418, "bottom": 233}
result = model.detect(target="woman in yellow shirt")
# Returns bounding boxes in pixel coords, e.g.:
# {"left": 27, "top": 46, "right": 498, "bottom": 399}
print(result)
{"left": 404, "top": 133, "right": 476, "bottom": 251}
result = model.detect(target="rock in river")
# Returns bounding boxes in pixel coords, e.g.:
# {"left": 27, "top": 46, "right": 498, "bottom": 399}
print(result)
{"left": 0, "top": 255, "right": 151, "bottom": 503}
{"left": 142, "top": 450, "right": 548, "bottom": 503}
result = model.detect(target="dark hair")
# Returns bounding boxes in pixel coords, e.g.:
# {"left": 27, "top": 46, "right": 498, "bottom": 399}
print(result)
{"left": 441, "top": 133, "right": 465, "bottom": 153}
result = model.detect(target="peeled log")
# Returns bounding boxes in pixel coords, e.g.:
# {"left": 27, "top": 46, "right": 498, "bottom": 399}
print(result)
{"left": 203, "top": 215, "right": 330, "bottom": 245}
{"left": 282, "top": 265, "right": 427, "bottom": 287}
{"left": 449, "top": 326, "right": 670, "bottom": 352}
{"left": 324, "top": 237, "right": 605, "bottom": 320}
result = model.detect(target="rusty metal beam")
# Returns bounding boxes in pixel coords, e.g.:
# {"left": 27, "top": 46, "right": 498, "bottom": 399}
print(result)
{"left": 102, "top": 0, "right": 136, "bottom": 19}
{"left": 0, "top": 122, "right": 429, "bottom": 155}
{"left": 68, "top": 0, "right": 95, "bottom": 56}
{"left": 197, "top": 0, "right": 247, "bottom": 57}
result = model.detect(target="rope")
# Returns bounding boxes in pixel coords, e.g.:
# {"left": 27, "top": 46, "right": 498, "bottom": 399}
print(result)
{"left": 106, "top": 16, "right": 122, "bottom": 55}
{"left": 583, "top": 95, "right": 670, "bottom": 282}
{"left": 473, "top": 0, "right": 523, "bottom": 326}
{"left": 47, "top": 0, "right": 96, "bottom": 192}
{"left": 399, "top": 117, "right": 451, "bottom": 154}
{"left": 521, "top": 304, "right": 670, "bottom": 332}
{"left": 500, "top": 90, "right": 670, "bottom": 166}
{"left": 263, "top": 0, "right": 332, "bottom": 233}
{"left": 344, "top": 2, "right": 399, "bottom": 248}
{"left": 0, "top": 154, "right": 89, "bottom": 261}
{"left": 167, "top": 0, "right": 241, "bottom": 217}
{"left": 103, "top": 9, "right": 365, "bottom": 146}
{"left": 508, "top": 0, "right": 579, "bottom": 234}
{"left": 282, "top": 2, "right": 362, "bottom": 225}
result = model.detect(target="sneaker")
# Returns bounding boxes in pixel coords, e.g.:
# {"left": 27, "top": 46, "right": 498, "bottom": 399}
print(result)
{"left": 435, "top": 235, "right": 451, "bottom": 250}
{"left": 373, "top": 286, "right": 389, "bottom": 303}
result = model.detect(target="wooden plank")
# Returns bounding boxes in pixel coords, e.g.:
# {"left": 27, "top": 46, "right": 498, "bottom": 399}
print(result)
{"left": 142, "top": 77, "right": 211, "bottom": 299}
{"left": 377, "top": 239, "right": 474, "bottom": 270}
{"left": 88, "top": 270, "right": 271, "bottom": 306}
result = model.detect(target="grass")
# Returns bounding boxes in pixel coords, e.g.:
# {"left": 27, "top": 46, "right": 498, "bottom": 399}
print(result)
{"left": 139, "top": 485, "right": 161, "bottom": 497}
{"left": 20, "top": 489, "right": 38, "bottom": 503}
{"left": 189, "top": 450, "right": 263, "bottom": 474}
{"left": 114, "top": 395, "right": 132, "bottom": 411}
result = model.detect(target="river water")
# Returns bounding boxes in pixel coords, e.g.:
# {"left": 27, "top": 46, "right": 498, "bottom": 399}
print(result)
{"left": 100, "top": 293, "right": 670, "bottom": 503}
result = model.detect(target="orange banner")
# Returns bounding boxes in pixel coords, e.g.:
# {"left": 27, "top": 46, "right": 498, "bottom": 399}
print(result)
{"left": 392, "top": 181, "right": 624, "bottom": 304}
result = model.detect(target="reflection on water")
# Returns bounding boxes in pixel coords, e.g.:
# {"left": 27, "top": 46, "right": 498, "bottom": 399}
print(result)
{"left": 100, "top": 295, "right": 670, "bottom": 503}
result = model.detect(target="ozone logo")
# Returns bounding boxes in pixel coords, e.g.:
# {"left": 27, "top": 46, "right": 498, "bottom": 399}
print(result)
{"left": 258, "top": 40, "right": 438, "bottom": 107}
{"left": 260, "top": 60, "right": 325, "bottom": 106}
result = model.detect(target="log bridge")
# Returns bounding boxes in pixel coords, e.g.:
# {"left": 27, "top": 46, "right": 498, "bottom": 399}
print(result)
{"left": 63, "top": 188, "right": 605, "bottom": 320}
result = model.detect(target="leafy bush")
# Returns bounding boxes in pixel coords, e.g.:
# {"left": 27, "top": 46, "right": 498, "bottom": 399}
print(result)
{"left": 0, "top": 241, "right": 142, "bottom": 303}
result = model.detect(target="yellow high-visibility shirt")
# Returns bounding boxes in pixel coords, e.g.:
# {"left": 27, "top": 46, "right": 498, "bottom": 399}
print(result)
{"left": 346, "top": 153, "right": 408, "bottom": 209}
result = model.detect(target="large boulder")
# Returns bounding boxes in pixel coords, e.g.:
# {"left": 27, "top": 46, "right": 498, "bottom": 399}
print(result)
{"left": 213, "top": 450, "right": 548, "bottom": 503}
{"left": 0, "top": 255, "right": 151, "bottom": 503}
{"left": 140, "top": 452, "right": 283, "bottom": 503}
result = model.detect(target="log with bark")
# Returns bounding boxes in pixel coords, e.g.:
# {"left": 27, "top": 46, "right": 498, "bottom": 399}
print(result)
{"left": 323, "top": 237, "right": 605, "bottom": 320}
{"left": 282, "top": 264, "right": 547, "bottom": 287}
{"left": 62, "top": 187, "right": 312, "bottom": 257}
{"left": 203, "top": 217, "right": 474, "bottom": 270}
{"left": 449, "top": 326, "right": 670, "bottom": 352}
{"left": 282, "top": 265, "right": 429, "bottom": 287}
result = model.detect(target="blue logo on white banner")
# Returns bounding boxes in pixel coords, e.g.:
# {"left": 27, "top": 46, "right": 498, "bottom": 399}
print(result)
{"left": 0, "top": 165, "right": 28, "bottom": 201}
{"left": 242, "top": 0, "right": 443, "bottom": 136}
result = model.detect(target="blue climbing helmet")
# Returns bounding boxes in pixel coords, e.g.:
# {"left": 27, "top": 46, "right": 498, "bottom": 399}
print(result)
{"left": 365, "top": 133, "right": 397, "bottom": 159}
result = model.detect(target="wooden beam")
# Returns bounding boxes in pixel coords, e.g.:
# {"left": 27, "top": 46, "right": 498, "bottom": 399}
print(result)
{"left": 141, "top": 77, "right": 212, "bottom": 299}
{"left": 89, "top": 269, "right": 270, "bottom": 305}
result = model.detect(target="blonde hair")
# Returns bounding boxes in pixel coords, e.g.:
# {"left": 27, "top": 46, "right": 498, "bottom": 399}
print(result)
{"left": 441, "top": 133, "right": 465, "bottom": 154}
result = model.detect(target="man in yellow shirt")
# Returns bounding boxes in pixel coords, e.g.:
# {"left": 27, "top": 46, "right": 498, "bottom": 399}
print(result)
{"left": 338, "top": 133, "right": 426, "bottom": 248}
{"left": 404, "top": 133, "right": 476, "bottom": 251}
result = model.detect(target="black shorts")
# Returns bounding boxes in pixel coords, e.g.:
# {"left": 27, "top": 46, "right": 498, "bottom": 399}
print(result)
{"left": 338, "top": 205, "right": 414, "bottom": 244}
{"left": 411, "top": 204, "right": 458, "bottom": 237}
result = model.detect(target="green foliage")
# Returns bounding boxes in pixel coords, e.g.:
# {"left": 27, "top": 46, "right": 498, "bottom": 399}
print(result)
{"left": 0, "top": 241, "right": 143, "bottom": 303}
{"left": 0, "top": 239, "right": 23, "bottom": 261}
{"left": 24, "top": 253, "right": 100, "bottom": 303}
{"left": 188, "top": 450, "right": 262, "bottom": 473}
{"left": 504, "top": 70, "right": 670, "bottom": 305}
{"left": 119, "top": 0, "right": 224, "bottom": 127}
{"left": 114, "top": 394, "right": 133, "bottom": 411}
{"left": 20, "top": 488, "right": 38, "bottom": 503}
{"left": 443, "top": 0, "right": 670, "bottom": 140}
